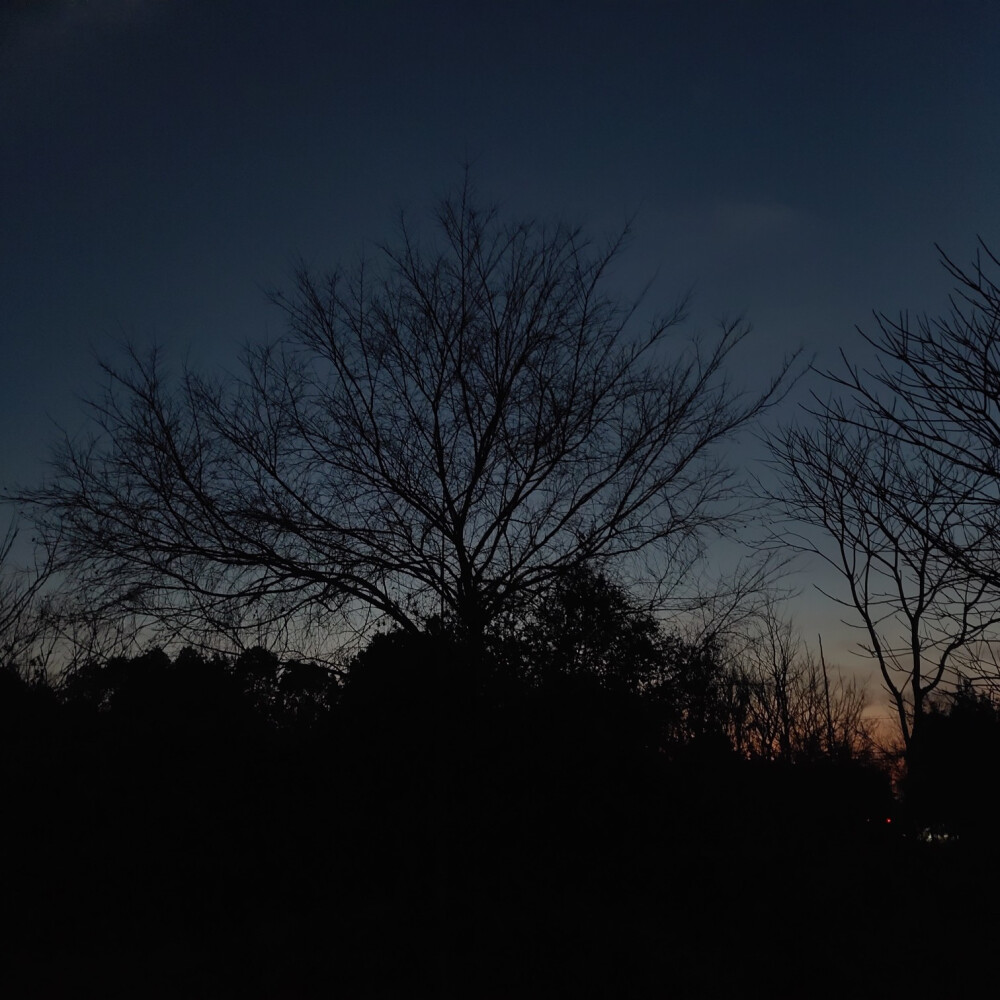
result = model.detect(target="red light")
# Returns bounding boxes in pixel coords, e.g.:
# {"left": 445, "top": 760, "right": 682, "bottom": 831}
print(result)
{"left": 885, "top": 817, "right": 892, "bottom": 824}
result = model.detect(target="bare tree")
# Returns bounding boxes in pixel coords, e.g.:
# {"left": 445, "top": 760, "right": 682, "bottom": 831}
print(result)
{"left": 730, "top": 603, "right": 798, "bottom": 760}
{"left": 0, "top": 515, "right": 152, "bottom": 681}
{"left": 20, "top": 183, "right": 798, "bottom": 654}
{"left": 769, "top": 401, "right": 1000, "bottom": 753}
{"left": 721, "top": 600, "right": 873, "bottom": 762}
{"left": 0, "top": 519, "right": 55, "bottom": 679}
{"left": 827, "top": 241, "right": 1000, "bottom": 593}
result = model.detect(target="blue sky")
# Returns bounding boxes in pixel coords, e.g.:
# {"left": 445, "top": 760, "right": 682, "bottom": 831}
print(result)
{"left": 3, "top": 0, "right": 1000, "bottom": 685}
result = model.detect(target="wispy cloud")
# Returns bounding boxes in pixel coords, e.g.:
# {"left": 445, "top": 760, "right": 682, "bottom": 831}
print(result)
{"left": 709, "top": 201, "right": 802, "bottom": 245}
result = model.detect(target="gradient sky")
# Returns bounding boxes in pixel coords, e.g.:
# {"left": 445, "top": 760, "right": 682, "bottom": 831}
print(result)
{"left": 3, "top": 0, "right": 1000, "bottom": 691}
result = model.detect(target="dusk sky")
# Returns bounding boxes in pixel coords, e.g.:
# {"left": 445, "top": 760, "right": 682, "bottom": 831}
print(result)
{"left": 4, "top": 1, "right": 1000, "bottom": 690}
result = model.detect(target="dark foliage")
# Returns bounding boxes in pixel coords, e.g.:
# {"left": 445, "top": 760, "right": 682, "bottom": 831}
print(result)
{"left": 7, "top": 622, "right": 985, "bottom": 998}
{"left": 903, "top": 681, "right": 1000, "bottom": 841}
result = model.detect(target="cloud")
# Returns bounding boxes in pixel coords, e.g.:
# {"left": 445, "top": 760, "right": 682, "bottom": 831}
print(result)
{"left": 709, "top": 201, "right": 802, "bottom": 245}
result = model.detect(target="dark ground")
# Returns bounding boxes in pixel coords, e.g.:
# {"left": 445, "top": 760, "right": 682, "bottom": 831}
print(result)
{"left": 3, "top": 658, "right": 997, "bottom": 998}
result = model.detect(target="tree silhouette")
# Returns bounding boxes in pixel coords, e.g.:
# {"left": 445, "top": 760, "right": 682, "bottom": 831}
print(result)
{"left": 20, "top": 180, "right": 798, "bottom": 654}
{"left": 772, "top": 245, "right": 1000, "bottom": 748}
{"left": 770, "top": 400, "right": 1000, "bottom": 752}
{"left": 519, "top": 561, "right": 670, "bottom": 693}
{"left": 767, "top": 243, "right": 1000, "bottom": 754}
{"left": 726, "top": 606, "right": 873, "bottom": 762}
{"left": 0, "top": 519, "right": 54, "bottom": 678}
{"left": 825, "top": 241, "right": 1000, "bottom": 612}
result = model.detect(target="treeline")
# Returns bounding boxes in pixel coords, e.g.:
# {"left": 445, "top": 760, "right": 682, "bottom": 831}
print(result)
{"left": 7, "top": 591, "right": 996, "bottom": 996}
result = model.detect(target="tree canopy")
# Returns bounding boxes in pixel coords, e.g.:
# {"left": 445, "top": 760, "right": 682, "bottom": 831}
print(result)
{"left": 21, "top": 183, "right": 797, "bottom": 654}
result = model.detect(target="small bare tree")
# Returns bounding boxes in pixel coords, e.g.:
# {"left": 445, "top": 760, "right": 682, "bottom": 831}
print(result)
{"left": 724, "top": 602, "right": 872, "bottom": 762}
{"left": 769, "top": 402, "right": 1000, "bottom": 753}
{"left": 0, "top": 519, "right": 55, "bottom": 679}
{"left": 20, "top": 183, "right": 798, "bottom": 654}
{"left": 828, "top": 241, "right": 1000, "bottom": 591}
